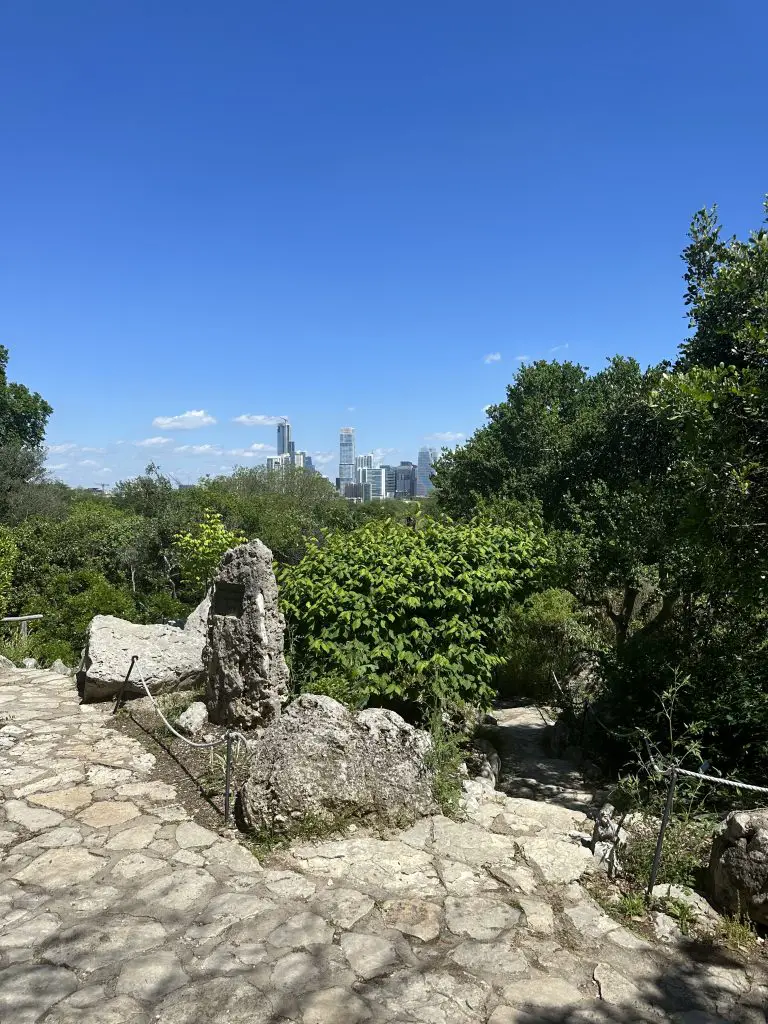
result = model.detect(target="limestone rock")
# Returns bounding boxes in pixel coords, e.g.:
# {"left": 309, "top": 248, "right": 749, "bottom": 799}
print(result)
{"left": 177, "top": 701, "right": 208, "bottom": 736}
{"left": 22, "top": 657, "right": 39, "bottom": 669}
{"left": 204, "top": 541, "right": 289, "bottom": 728}
{"left": 238, "top": 694, "right": 437, "bottom": 834}
{"left": 652, "top": 883, "right": 720, "bottom": 929}
{"left": 78, "top": 596, "right": 209, "bottom": 702}
{"left": 0, "top": 653, "right": 15, "bottom": 669}
{"left": 50, "top": 659, "right": 72, "bottom": 675}
{"left": 707, "top": 808, "right": 768, "bottom": 924}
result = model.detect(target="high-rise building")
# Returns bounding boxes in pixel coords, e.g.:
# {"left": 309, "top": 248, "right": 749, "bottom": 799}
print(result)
{"left": 355, "top": 453, "right": 373, "bottom": 471}
{"left": 394, "top": 462, "right": 417, "bottom": 499}
{"left": 416, "top": 447, "right": 438, "bottom": 496}
{"left": 338, "top": 427, "right": 356, "bottom": 486}
{"left": 276, "top": 419, "right": 292, "bottom": 456}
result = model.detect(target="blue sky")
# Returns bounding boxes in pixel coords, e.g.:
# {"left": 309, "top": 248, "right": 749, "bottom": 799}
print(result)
{"left": 2, "top": 1, "right": 767, "bottom": 485}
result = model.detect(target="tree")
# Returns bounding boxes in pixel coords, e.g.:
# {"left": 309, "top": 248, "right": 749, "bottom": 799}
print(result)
{"left": 434, "top": 357, "right": 686, "bottom": 650}
{"left": 0, "top": 345, "right": 52, "bottom": 523}
{"left": 172, "top": 510, "right": 246, "bottom": 596}
{"left": 0, "top": 345, "right": 52, "bottom": 447}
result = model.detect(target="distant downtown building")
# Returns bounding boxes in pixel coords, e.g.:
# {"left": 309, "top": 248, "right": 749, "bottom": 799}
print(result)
{"left": 276, "top": 419, "right": 292, "bottom": 456}
{"left": 416, "top": 446, "right": 438, "bottom": 496}
{"left": 337, "top": 427, "right": 356, "bottom": 487}
{"left": 267, "top": 419, "right": 314, "bottom": 473}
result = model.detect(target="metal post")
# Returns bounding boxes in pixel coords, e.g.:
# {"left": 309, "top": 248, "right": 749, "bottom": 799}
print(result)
{"left": 113, "top": 655, "right": 138, "bottom": 714}
{"left": 224, "top": 731, "right": 233, "bottom": 825}
{"left": 648, "top": 767, "right": 677, "bottom": 897}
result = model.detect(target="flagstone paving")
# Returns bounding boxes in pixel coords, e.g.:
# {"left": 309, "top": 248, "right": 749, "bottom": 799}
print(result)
{"left": 1, "top": 668, "right": 765, "bottom": 1023}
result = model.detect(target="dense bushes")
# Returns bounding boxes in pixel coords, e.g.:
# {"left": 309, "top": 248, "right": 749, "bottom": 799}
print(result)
{"left": 280, "top": 514, "right": 547, "bottom": 715}
{"left": 432, "top": 201, "right": 768, "bottom": 782}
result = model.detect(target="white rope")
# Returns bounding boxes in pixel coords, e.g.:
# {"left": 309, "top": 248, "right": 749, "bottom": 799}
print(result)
{"left": 134, "top": 663, "right": 231, "bottom": 749}
{"left": 671, "top": 764, "right": 768, "bottom": 795}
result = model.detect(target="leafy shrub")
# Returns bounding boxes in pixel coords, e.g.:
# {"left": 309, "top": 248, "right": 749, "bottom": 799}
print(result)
{"left": 280, "top": 513, "right": 547, "bottom": 714}
{"left": 0, "top": 525, "right": 17, "bottom": 619}
{"left": 495, "top": 587, "right": 605, "bottom": 699}
{"left": 173, "top": 509, "right": 247, "bottom": 596}
{"left": 23, "top": 569, "right": 137, "bottom": 664}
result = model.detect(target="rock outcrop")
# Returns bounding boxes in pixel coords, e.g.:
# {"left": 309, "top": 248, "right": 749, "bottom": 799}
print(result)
{"left": 707, "top": 807, "right": 768, "bottom": 924}
{"left": 237, "top": 694, "right": 437, "bottom": 834}
{"left": 78, "top": 597, "right": 209, "bottom": 703}
{"left": 204, "top": 541, "right": 289, "bottom": 729}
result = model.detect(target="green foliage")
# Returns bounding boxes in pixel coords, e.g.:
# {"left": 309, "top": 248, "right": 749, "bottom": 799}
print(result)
{"left": 0, "top": 345, "right": 52, "bottom": 448}
{"left": 280, "top": 513, "right": 547, "bottom": 714}
{"left": 424, "top": 709, "right": 464, "bottom": 815}
{"left": 616, "top": 892, "right": 646, "bottom": 919}
{"left": 621, "top": 814, "right": 715, "bottom": 890}
{"left": 173, "top": 509, "right": 247, "bottom": 595}
{"left": 23, "top": 570, "right": 137, "bottom": 664}
{"left": 0, "top": 525, "right": 17, "bottom": 619}
{"left": 495, "top": 588, "right": 605, "bottom": 698}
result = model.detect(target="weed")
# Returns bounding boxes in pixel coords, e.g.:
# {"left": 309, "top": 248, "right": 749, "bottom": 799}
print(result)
{"left": 424, "top": 708, "right": 464, "bottom": 816}
{"left": 201, "top": 739, "right": 248, "bottom": 798}
{"left": 621, "top": 813, "right": 715, "bottom": 890}
{"left": 714, "top": 914, "right": 759, "bottom": 954}
{"left": 616, "top": 892, "right": 646, "bottom": 919}
{"left": 663, "top": 897, "right": 696, "bottom": 936}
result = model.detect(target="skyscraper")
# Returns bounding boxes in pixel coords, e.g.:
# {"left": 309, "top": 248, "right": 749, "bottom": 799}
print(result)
{"left": 416, "top": 447, "right": 439, "bottom": 496}
{"left": 395, "top": 462, "right": 417, "bottom": 499}
{"left": 338, "top": 427, "right": 356, "bottom": 486}
{"left": 276, "top": 419, "right": 292, "bottom": 456}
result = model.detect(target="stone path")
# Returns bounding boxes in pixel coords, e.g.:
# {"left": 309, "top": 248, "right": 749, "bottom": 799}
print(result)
{"left": 1, "top": 669, "right": 765, "bottom": 1023}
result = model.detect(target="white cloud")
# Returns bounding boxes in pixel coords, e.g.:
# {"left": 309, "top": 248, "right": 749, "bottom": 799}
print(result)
{"left": 371, "top": 447, "right": 397, "bottom": 465}
{"left": 78, "top": 459, "right": 100, "bottom": 467}
{"left": 227, "top": 443, "right": 276, "bottom": 458}
{"left": 48, "top": 462, "right": 68, "bottom": 471}
{"left": 48, "top": 443, "right": 78, "bottom": 454}
{"left": 515, "top": 354, "right": 530, "bottom": 362}
{"left": 548, "top": 343, "right": 569, "bottom": 354}
{"left": 134, "top": 436, "right": 173, "bottom": 448}
{"left": 425, "top": 431, "right": 464, "bottom": 442}
{"left": 347, "top": 406, "right": 356, "bottom": 412}
{"left": 483, "top": 405, "right": 492, "bottom": 415}
{"left": 232, "top": 414, "right": 285, "bottom": 427}
{"left": 153, "top": 409, "right": 217, "bottom": 430}
{"left": 311, "top": 452, "right": 335, "bottom": 466}
{"left": 174, "top": 444, "right": 223, "bottom": 455}
{"left": 484, "top": 353, "right": 502, "bottom": 364}
{"left": 80, "top": 445, "right": 106, "bottom": 453}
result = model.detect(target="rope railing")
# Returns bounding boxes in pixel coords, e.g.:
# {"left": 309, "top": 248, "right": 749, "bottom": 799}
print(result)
{"left": 115, "top": 655, "right": 251, "bottom": 825}
{"left": 551, "top": 675, "right": 768, "bottom": 895}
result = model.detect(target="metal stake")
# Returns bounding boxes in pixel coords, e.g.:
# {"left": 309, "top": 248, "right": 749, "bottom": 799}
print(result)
{"left": 224, "top": 730, "right": 233, "bottom": 825}
{"left": 647, "top": 767, "right": 677, "bottom": 897}
{"left": 113, "top": 655, "right": 138, "bottom": 714}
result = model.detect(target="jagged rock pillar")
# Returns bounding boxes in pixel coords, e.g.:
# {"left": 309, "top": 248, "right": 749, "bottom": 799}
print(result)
{"left": 204, "top": 540, "right": 289, "bottom": 729}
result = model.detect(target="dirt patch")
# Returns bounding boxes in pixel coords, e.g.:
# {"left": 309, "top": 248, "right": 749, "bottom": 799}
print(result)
{"left": 106, "top": 693, "right": 250, "bottom": 836}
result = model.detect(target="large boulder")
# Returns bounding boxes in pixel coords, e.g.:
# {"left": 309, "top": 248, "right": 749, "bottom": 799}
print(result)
{"left": 237, "top": 694, "right": 437, "bottom": 834}
{"left": 204, "top": 541, "right": 289, "bottom": 729}
{"left": 78, "top": 597, "right": 209, "bottom": 703}
{"left": 707, "top": 808, "right": 768, "bottom": 925}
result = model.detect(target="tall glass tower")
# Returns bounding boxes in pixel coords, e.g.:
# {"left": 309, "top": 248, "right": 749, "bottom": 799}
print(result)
{"left": 276, "top": 419, "right": 292, "bottom": 456}
{"left": 416, "top": 447, "right": 438, "bottom": 496}
{"left": 338, "top": 427, "right": 356, "bottom": 484}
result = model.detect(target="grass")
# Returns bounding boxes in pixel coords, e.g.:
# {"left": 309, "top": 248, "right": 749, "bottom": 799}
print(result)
{"left": 616, "top": 892, "right": 646, "bottom": 919}
{"left": 714, "top": 915, "right": 760, "bottom": 954}
{"left": 143, "top": 687, "right": 206, "bottom": 739}
{"left": 244, "top": 809, "right": 358, "bottom": 860}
